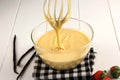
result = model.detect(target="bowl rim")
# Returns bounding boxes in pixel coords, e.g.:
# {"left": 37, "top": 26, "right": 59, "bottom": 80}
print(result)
{"left": 31, "top": 18, "right": 94, "bottom": 54}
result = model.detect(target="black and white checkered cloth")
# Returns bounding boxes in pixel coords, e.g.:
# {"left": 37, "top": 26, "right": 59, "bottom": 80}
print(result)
{"left": 32, "top": 48, "right": 96, "bottom": 80}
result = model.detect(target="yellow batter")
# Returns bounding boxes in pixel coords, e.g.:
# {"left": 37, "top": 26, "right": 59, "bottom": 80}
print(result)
{"left": 36, "top": 28, "right": 90, "bottom": 62}
{"left": 36, "top": 0, "right": 91, "bottom": 69}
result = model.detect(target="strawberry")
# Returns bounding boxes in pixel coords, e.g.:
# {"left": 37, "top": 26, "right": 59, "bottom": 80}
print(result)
{"left": 93, "top": 70, "right": 108, "bottom": 80}
{"left": 101, "top": 77, "right": 111, "bottom": 80}
{"left": 110, "top": 66, "right": 120, "bottom": 78}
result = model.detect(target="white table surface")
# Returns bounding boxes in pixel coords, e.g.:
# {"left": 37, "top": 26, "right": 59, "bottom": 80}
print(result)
{"left": 0, "top": 0, "right": 120, "bottom": 80}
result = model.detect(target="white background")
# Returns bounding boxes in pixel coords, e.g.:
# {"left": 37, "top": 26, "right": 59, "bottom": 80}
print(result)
{"left": 0, "top": 0, "right": 120, "bottom": 80}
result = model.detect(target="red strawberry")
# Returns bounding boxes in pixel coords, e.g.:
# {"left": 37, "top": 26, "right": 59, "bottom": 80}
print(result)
{"left": 110, "top": 66, "right": 120, "bottom": 78}
{"left": 93, "top": 70, "right": 103, "bottom": 80}
{"left": 93, "top": 70, "right": 108, "bottom": 80}
{"left": 101, "top": 77, "right": 111, "bottom": 80}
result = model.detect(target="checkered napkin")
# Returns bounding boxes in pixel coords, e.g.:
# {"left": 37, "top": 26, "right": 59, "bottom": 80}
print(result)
{"left": 32, "top": 48, "right": 96, "bottom": 80}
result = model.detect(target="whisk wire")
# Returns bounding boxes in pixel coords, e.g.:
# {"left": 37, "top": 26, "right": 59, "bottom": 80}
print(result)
{"left": 43, "top": 0, "right": 71, "bottom": 30}
{"left": 61, "top": 0, "right": 71, "bottom": 25}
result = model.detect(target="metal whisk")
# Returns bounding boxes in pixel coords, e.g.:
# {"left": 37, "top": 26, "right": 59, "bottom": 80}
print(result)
{"left": 43, "top": 0, "right": 71, "bottom": 30}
